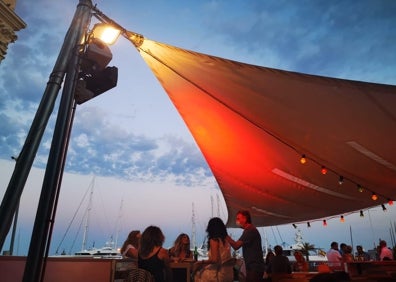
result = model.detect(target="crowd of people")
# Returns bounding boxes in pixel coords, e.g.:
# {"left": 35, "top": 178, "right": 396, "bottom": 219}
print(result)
{"left": 119, "top": 209, "right": 265, "bottom": 282}
{"left": 119, "top": 211, "right": 395, "bottom": 282}
{"left": 326, "top": 240, "right": 394, "bottom": 271}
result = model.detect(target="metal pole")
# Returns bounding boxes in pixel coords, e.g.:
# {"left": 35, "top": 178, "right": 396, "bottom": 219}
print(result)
{"left": 21, "top": 1, "right": 93, "bottom": 282}
{"left": 0, "top": 0, "right": 92, "bottom": 250}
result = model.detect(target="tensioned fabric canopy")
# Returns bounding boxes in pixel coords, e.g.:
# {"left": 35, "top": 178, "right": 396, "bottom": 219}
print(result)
{"left": 135, "top": 38, "right": 396, "bottom": 228}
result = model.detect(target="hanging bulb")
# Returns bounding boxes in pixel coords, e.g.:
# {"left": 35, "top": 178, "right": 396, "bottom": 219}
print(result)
{"left": 292, "top": 224, "right": 297, "bottom": 229}
{"left": 340, "top": 215, "right": 345, "bottom": 223}
{"left": 382, "top": 204, "right": 387, "bottom": 211}
{"left": 371, "top": 193, "right": 378, "bottom": 201}
{"left": 338, "top": 176, "right": 344, "bottom": 185}
{"left": 307, "top": 222, "right": 311, "bottom": 228}
{"left": 388, "top": 199, "right": 394, "bottom": 206}
{"left": 300, "top": 154, "right": 307, "bottom": 164}
{"left": 323, "top": 219, "right": 327, "bottom": 226}
{"left": 321, "top": 166, "right": 327, "bottom": 175}
{"left": 357, "top": 185, "right": 363, "bottom": 193}
{"left": 360, "top": 210, "right": 364, "bottom": 217}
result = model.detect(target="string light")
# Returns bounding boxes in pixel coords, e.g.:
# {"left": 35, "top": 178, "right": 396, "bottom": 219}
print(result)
{"left": 360, "top": 210, "right": 364, "bottom": 217}
{"left": 307, "top": 222, "right": 311, "bottom": 228}
{"left": 323, "top": 219, "right": 327, "bottom": 226}
{"left": 294, "top": 152, "right": 391, "bottom": 203}
{"left": 340, "top": 215, "right": 345, "bottom": 222}
{"left": 382, "top": 204, "right": 387, "bottom": 211}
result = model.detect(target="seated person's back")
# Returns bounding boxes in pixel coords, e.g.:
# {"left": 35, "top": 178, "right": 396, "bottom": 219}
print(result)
{"left": 267, "top": 245, "right": 292, "bottom": 274}
{"left": 139, "top": 248, "right": 165, "bottom": 281}
{"left": 138, "top": 226, "right": 171, "bottom": 282}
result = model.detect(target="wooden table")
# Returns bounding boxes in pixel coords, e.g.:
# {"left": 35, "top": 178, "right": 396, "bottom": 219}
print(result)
{"left": 170, "top": 261, "right": 194, "bottom": 282}
{"left": 347, "top": 261, "right": 396, "bottom": 279}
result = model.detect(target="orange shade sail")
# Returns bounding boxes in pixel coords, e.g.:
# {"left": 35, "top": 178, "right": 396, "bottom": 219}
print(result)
{"left": 136, "top": 38, "right": 396, "bottom": 227}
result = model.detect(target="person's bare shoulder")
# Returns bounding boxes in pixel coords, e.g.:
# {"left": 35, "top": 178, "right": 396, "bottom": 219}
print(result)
{"left": 159, "top": 247, "right": 170, "bottom": 259}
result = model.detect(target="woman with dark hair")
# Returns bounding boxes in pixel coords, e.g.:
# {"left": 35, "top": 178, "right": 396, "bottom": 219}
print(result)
{"left": 120, "top": 230, "right": 140, "bottom": 260}
{"left": 138, "top": 226, "right": 172, "bottom": 282}
{"left": 194, "top": 217, "right": 234, "bottom": 282}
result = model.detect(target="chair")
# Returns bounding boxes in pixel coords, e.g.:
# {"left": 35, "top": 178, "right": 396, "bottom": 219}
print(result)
{"left": 127, "top": 268, "right": 155, "bottom": 282}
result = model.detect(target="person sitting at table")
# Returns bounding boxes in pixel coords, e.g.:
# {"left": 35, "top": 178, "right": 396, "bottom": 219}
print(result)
{"left": 326, "top": 241, "right": 342, "bottom": 271}
{"left": 266, "top": 245, "right": 292, "bottom": 276}
{"left": 194, "top": 217, "right": 234, "bottom": 282}
{"left": 378, "top": 240, "right": 394, "bottom": 261}
{"left": 293, "top": 250, "right": 308, "bottom": 272}
{"left": 138, "top": 225, "right": 172, "bottom": 282}
{"left": 355, "top": 245, "right": 370, "bottom": 261}
{"left": 341, "top": 245, "right": 354, "bottom": 263}
{"left": 169, "top": 233, "right": 193, "bottom": 282}
{"left": 263, "top": 250, "right": 275, "bottom": 280}
{"left": 120, "top": 230, "right": 141, "bottom": 261}
{"left": 169, "top": 233, "right": 193, "bottom": 262}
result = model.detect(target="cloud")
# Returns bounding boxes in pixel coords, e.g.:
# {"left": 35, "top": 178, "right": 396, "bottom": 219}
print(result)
{"left": 55, "top": 106, "right": 211, "bottom": 185}
{"left": 199, "top": 0, "right": 396, "bottom": 84}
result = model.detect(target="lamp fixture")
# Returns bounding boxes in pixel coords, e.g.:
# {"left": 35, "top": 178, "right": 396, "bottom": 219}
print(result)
{"left": 371, "top": 193, "right": 378, "bottom": 201}
{"left": 357, "top": 185, "right": 363, "bottom": 193}
{"left": 382, "top": 204, "right": 387, "bottom": 211}
{"left": 292, "top": 224, "right": 297, "bottom": 229}
{"left": 338, "top": 176, "right": 344, "bottom": 185}
{"left": 307, "top": 222, "right": 311, "bottom": 228}
{"left": 359, "top": 210, "right": 364, "bottom": 217}
{"left": 323, "top": 219, "right": 327, "bottom": 226}
{"left": 300, "top": 155, "right": 306, "bottom": 164}
{"left": 321, "top": 166, "right": 327, "bottom": 175}
{"left": 340, "top": 215, "right": 345, "bottom": 223}
{"left": 91, "top": 23, "right": 121, "bottom": 45}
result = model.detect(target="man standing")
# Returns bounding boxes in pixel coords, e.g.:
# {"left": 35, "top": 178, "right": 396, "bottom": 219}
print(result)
{"left": 227, "top": 210, "right": 265, "bottom": 282}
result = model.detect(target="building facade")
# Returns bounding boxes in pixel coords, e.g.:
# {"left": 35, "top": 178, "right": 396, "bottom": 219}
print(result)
{"left": 0, "top": 0, "right": 26, "bottom": 62}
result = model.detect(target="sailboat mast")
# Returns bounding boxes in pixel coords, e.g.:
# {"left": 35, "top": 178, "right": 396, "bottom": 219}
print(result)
{"left": 82, "top": 177, "right": 94, "bottom": 251}
{"left": 192, "top": 202, "right": 196, "bottom": 248}
{"left": 114, "top": 198, "right": 123, "bottom": 250}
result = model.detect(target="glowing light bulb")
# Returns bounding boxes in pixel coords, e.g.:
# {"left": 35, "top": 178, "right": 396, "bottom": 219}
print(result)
{"left": 307, "top": 222, "right": 311, "bottom": 228}
{"left": 388, "top": 199, "right": 394, "bottom": 206}
{"left": 338, "top": 176, "right": 344, "bottom": 185}
{"left": 321, "top": 166, "right": 327, "bottom": 175}
{"left": 371, "top": 193, "right": 378, "bottom": 201}
{"left": 300, "top": 155, "right": 306, "bottom": 164}
{"left": 357, "top": 185, "right": 363, "bottom": 193}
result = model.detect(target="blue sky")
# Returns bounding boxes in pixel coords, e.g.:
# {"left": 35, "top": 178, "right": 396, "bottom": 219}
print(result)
{"left": 1, "top": 0, "right": 396, "bottom": 256}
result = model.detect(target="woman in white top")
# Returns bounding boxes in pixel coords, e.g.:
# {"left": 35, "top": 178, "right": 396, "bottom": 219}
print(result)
{"left": 121, "top": 230, "right": 141, "bottom": 260}
{"left": 194, "top": 217, "right": 234, "bottom": 282}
